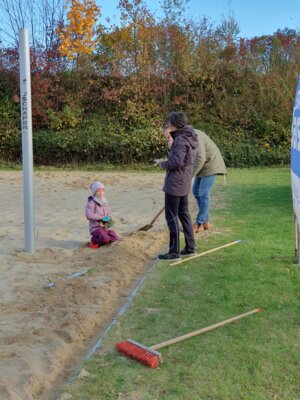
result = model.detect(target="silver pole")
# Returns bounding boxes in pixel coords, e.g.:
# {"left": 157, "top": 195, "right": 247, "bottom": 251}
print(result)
{"left": 19, "top": 28, "right": 35, "bottom": 253}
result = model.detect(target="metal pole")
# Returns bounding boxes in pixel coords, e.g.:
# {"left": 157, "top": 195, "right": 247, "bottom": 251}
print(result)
{"left": 19, "top": 29, "right": 35, "bottom": 253}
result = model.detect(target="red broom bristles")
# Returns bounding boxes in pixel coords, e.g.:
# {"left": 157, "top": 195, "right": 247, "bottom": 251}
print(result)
{"left": 116, "top": 340, "right": 161, "bottom": 368}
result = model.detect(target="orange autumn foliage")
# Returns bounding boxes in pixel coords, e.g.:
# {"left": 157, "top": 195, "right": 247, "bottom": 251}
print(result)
{"left": 57, "top": 0, "right": 100, "bottom": 60}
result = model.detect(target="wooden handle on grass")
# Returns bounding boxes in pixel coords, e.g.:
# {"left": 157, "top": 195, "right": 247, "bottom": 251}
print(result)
{"left": 170, "top": 240, "right": 241, "bottom": 266}
{"left": 150, "top": 207, "right": 165, "bottom": 225}
{"left": 152, "top": 308, "right": 261, "bottom": 350}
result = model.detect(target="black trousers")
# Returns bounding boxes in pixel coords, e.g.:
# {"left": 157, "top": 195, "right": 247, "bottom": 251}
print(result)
{"left": 164, "top": 192, "right": 195, "bottom": 254}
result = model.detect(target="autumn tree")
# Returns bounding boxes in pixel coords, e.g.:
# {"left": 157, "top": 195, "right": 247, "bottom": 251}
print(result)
{"left": 114, "top": 0, "right": 156, "bottom": 76}
{"left": 57, "top": 0, "right": 100, "bottom": 63}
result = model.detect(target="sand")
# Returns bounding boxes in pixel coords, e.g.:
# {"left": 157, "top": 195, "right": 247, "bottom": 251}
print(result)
{"left": 0, "top": 170, "right": 170, "bottom": 400}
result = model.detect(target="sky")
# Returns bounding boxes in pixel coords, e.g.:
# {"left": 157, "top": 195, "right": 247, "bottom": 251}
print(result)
{"left": 0, "top": 0, "right": 299, "bottom": 45}
{"left": 99, "top": 0, "right": 300, "bottom": 38}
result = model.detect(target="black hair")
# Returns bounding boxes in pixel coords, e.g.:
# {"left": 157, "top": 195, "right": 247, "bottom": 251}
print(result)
{"left": 165, "top": 111, "right": 188, "bottom": 129}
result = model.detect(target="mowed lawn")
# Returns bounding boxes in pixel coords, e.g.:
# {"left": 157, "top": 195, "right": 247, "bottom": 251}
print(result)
{"left": 61, "top": 168, "right": 299, "bottom": 400}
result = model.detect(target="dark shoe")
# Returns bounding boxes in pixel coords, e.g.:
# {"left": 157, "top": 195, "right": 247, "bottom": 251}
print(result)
{"left": 180, "top": 248, "right": 196, "bottom": 256}
{"left": 158, "top": 252, "right": 181, "bottom": 260}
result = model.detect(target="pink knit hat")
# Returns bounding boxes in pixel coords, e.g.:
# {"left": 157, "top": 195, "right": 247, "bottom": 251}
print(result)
{"left": 90, "top": 181, "right": 105, "bottom": 195}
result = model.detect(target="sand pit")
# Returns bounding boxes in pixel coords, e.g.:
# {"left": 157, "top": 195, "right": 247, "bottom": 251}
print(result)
{"left": 0, "top": 170, "right": 170, "bottom": 400}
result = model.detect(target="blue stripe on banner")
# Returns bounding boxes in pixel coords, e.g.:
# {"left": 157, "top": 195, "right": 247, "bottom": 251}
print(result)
{"left": 291, "top": 148, "right": 300, "bottom": 178}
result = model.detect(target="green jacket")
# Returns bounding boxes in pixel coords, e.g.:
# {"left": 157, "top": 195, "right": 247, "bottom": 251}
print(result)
{"left": 193, "top": 129, "right": 226, "bottom": 177}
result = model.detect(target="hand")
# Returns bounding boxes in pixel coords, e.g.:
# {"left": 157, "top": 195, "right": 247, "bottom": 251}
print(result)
{"left": 166, "top": 136, "right": 173, "bottom": 149}
{"left": 163, "top": 126, "right": 172, "bottom": 138}
{"left": 153, "top": 158, "right": 165, "bottom": 167}
{"left": 162, "top": 127, "right": 173, "bottom": 149}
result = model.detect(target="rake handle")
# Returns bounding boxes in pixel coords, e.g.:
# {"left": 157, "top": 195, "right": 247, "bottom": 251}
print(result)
{"left": 170, "top": 240, "right": 241, "bottom": 266}
{"left": 152, "top": 308, "right": 261, "bottom": 350}
{"left": 149, "top": 207, "right": 165, "bottom": 226}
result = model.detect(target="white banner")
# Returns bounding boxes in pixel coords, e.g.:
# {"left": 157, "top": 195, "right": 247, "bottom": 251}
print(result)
{"left": 291, "top": 76, "right": 300, "bottom": 226}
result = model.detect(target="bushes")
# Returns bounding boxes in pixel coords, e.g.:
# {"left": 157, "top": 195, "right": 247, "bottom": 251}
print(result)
{"left": 194, "top": 123, "right": 290, "bottom": 167}
{"left": 219, "top": 142, "right": 290, "bottom": 167}
{"left": 0, "top": 116, "right": 290, "bottom": 167}
{"left": 2, "top": 117, "right": 167, "bottom": 165}
{"left": 46, "top": 105, "right": 84, "bottom": 131}
{"left": 0, "top": 25, "right": 298, "bottom": 169}
{"left": 0, "top": 95, "right": 21, "bottom": 161}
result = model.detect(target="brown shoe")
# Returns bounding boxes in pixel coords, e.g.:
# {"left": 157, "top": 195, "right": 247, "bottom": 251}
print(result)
{"left": 193, "top": 223, "right": 199, "bottom": 233}
{"left": 203, "top": 222, "right": 211, "bottom": 230}
{"left": 198, "top": 223, "right": 204, "bottom": 232}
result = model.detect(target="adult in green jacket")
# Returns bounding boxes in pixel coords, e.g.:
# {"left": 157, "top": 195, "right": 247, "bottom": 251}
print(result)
{"left": 192, "top": 129, "right": 226, "bottom": 233}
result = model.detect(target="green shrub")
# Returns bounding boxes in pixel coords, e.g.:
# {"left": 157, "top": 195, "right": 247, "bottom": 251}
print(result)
{"left": 0, "top": 116, "right": 290, "bottom": 167}
{"left": 219, "top": 142, "right": 290, "bottom": 167}
{"left": 0, "top": 97, "right": 21, "bottom": 160}
{"left": 191, "top": 123, "right": 290, "bottom": 167}
{"left": 46, "top": 105, "right": 84, "bottom": 131}
{"left": 28, "top": 117, "right": 167, "bottom": 165}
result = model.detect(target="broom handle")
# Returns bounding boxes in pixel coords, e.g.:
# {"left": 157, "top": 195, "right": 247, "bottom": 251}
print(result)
{"left": 170, "top": 240, "right": 241, "bottom": 266}
{"left": 152, "top": 308, "right": 261, "bottom": 350}
{"left": 150, "top": 207, "right": 165, "bottom": 225}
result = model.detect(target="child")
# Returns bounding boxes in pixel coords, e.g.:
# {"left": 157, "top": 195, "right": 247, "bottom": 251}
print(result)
{"left": 85, "top": 181, "right": 121, "bottom": 245}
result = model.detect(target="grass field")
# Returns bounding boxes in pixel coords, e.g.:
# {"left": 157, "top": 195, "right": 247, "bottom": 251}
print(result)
{"left": 61, "top": 168, "right": 299, "bottom": 400}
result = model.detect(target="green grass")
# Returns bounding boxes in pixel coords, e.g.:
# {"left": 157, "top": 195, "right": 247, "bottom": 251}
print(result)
{"left": 61, "top": 168, "right": 299, "bottom": 400}
{"left": 0, "top": 160, "right": 161, "bottom": 172}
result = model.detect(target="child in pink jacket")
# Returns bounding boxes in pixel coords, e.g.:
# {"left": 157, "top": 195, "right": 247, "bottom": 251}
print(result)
{"left": 85, "top": 181, "right": 121, "bottom": 245}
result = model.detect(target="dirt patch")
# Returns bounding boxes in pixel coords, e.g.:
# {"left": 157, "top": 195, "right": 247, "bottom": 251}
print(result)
{"left": 0, "top": 171, "right": 168, "bottom": 400}
{"left": 0, "top": 170, "right": 226, "bottom": 400}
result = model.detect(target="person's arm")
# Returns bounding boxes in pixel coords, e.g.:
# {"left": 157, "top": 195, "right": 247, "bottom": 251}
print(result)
{"left": 160, "top": 138, "right": 188, "bottom": 170}
{"left": 85, "top": 200, "right": 104, "bottom": 221}
{"left": 163, "top": 127, "right": 174, "bottom": 149}
{"left": 103, "top": 204, "right": 112, "bottom": 219}
{"left": 154, "top": 128, "right": 173, "bottom": 167}
{"left": 167, "top": 136, "right": 173, "bottom": 149}
{"left": 193, "top": 137, "right": 206, "bottom": 175}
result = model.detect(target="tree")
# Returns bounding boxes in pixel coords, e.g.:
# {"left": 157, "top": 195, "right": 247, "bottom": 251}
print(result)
{"left": 0, "top": 0, "right": 64, "bottom": 50}
{"left": 57, "top": 0, "right": 100, "bottom": 61}
{"left": 116, "top": 0, "right": 156, "bottom": 75}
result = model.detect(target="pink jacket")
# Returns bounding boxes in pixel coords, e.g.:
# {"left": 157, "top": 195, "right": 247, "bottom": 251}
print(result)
{"left": 85, "top": 196, "right": 111, "bottom": 234}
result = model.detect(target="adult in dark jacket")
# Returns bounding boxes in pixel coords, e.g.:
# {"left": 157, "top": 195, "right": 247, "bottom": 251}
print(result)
{"left": 192, "top": 129, "right": 226, "bottom": 233}
{"left": 156, "top": 112, "right": 198, "bottom": 260}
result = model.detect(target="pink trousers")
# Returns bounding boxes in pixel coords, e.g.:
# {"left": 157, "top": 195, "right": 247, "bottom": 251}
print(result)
{"left": 91, "top": 227, "right": 121, "bottom": 245}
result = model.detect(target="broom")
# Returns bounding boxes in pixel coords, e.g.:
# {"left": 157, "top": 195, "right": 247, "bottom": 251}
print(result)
{"left": 116, "top": 308, "right": 261, "bottom": 368}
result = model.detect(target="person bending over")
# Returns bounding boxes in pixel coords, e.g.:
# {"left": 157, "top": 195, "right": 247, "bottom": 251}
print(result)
{"left": 192, "top": 130, "right": 226, "bottom": 233}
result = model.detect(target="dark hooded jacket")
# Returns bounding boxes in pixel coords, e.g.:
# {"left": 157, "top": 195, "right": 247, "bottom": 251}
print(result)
{"left": 160, "top": 125, "right": 198, "bottom": 196}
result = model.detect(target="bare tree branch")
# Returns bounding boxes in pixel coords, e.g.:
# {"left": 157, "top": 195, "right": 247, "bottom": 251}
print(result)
{"left": 0, "top": 0, "right": 65, "bottom": 48}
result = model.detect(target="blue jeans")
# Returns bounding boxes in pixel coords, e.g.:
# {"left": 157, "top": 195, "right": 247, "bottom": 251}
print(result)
{"left": 192, "top": 175, "right": 216, "bottom": 224}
